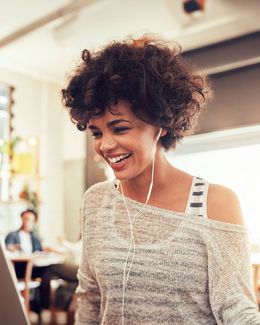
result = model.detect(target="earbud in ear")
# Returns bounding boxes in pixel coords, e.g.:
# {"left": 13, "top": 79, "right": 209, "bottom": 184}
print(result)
{"left": 156, "top": 128, "right": 163, "bottom": 142}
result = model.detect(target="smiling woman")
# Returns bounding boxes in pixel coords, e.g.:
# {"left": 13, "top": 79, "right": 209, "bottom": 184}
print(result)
{"left": 61, "top": 36, "right": 260, "bottom": 325}
{"left": 87, "top": 101, "right": 163, "bottom": 181}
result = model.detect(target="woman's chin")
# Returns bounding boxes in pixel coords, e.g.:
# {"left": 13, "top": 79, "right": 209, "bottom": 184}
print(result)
{"left": 112, "top": 172, "right": 129, "bottom": 181}
{"left": 112, "top": 169, "right": 136, "bottom": 181}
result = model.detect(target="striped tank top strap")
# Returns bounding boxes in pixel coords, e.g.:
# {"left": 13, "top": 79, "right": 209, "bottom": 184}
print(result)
{"left": 184, "top": 176, "right": 209, "bottom": 218}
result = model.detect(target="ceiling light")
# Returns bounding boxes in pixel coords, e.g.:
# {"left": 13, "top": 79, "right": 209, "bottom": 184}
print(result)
{"left": 28, "top": 137, "right": 37, "bottom": 147}
{"left": 183, "top": 0, "right": 205, "bottom": 14}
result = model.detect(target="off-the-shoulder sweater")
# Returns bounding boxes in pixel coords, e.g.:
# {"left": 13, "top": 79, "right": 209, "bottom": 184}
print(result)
{"left": 75, "top": 178, "right": 260, "bottom": 325}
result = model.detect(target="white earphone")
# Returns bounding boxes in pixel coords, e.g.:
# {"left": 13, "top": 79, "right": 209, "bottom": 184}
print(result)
{"left": 119, "top": 127, "right": 162, "bottom": 325}
{"left": 156, "top": 127, "right": 162, "bottom": 142}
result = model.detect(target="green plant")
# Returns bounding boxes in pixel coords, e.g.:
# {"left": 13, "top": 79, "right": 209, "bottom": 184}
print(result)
{"left": 0, "top": 136, "right": 21, "bottom": 156}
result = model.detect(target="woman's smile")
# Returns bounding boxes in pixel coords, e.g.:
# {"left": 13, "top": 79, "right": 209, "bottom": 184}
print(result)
{"left": 107, "top": 153, "right": 132, "bottom": 171}
{"left": 88, "top": 101, "right": 161, "bottom": 181}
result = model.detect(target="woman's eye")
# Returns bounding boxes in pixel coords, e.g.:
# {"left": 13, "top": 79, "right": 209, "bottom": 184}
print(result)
{"left": 114, "top": 127, "right": 129, "bottom": 133}
{"left": 91, "top": 132, "right": 102, "bottom": 138}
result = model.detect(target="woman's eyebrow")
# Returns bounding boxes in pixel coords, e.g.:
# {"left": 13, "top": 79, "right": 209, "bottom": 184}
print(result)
{"left": 88, "top": 125, "right": 98, "bottom": 130}
{"left": 88, "top": 119, "right": 131, "bottom": 130}
{"left": 107, "top": 119, "right": 131, "bottom": 127}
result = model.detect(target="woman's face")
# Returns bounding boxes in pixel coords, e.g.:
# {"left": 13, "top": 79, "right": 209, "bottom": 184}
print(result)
{"left": 88, "top": 101, "right": 161, "bottom": 181}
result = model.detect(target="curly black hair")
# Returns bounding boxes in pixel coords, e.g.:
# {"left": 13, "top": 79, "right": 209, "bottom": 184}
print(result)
{"left": 62, "top": 36, "right": 211, "bottom": 150}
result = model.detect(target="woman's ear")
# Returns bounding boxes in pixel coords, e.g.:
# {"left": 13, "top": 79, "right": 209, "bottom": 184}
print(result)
{"left": 155, "top": 128, "right": 167, "bottom": 142}
{"left": 160, "top": 128, "right": 167, "bottom": 137}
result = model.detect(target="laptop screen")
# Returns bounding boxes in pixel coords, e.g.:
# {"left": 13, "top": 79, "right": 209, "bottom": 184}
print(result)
{"left": 0, "top": 242, "right": 30, "bottom": 325}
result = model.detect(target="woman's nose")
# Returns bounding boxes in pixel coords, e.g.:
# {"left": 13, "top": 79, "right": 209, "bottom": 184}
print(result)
{"left": 100, "top": 136, "right": 117, "bottom": 153}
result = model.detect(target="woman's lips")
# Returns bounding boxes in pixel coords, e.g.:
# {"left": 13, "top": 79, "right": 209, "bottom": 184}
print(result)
{"left": 109, "top": 154, "right": 131, "bottom": 171}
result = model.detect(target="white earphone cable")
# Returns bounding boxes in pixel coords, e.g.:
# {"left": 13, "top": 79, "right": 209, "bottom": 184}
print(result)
{"left": 120, "top": 128, "right": 161, "bottom": 325}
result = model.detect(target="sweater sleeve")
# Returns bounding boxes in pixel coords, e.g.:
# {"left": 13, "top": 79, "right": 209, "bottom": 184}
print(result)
{"left": 74, "top": 191, "right": 101, "bottom": 325}
{"left": 207, "top": 224, "right": 260, "bottom": 324}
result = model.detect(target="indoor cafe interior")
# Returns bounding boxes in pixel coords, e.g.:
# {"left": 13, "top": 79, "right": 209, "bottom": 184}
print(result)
{"left": 0, "top": 0, "right": 260, "bottom": 324}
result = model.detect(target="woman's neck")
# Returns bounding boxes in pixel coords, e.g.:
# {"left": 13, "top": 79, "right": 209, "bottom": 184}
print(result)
{"left": 120, "top": 152, "right": 176, "bottom": 203}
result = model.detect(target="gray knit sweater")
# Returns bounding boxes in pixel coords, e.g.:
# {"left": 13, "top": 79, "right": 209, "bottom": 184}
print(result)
{"left": 75, "top": 179, "right": 260, "bottom": 325}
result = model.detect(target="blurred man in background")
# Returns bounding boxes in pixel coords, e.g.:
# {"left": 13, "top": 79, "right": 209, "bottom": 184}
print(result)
{"left": 5, "top": 209, "right": 42, "bottom": 256}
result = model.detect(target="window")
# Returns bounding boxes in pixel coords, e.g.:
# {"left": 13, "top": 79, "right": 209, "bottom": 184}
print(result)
{"left": 168, "top": 125, "right": 260, "bottom": 243}
{"left": 0, "top": 83, "right": 14, "bottom": 201}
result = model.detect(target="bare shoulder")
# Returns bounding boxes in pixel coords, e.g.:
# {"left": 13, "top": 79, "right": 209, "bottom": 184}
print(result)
{"left": 207, "top": 183, "right": 245, "bottom": 225}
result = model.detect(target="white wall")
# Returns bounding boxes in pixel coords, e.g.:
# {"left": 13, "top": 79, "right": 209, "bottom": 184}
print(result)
{"left": 39, "top": 81, "right": 64, "bottom": 243}
{"left": 62, "top": 110, "right": 87, "bottom": 161}
{"left": 62, "top": 108, "right": 87, "bottom": 241}
{"left": 0, "top": 67, "right": 64, "bottom": 242}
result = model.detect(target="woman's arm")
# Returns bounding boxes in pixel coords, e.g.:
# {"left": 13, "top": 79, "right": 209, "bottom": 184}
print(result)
{"left": 207, "top": 185, "right": 260, "bottom": 324}
{"left": 74, "top": 191, "right": 101, "bottom": 325}
{"left": 75, "top": 263, "right": 101, "bottom": 325}
{"left": 207, "top": 183, "right": 244, "bottom": 225}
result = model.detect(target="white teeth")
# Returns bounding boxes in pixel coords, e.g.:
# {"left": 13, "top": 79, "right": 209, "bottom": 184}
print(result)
{"left": 108, "top": 153, "right": 131, "bottom": 164}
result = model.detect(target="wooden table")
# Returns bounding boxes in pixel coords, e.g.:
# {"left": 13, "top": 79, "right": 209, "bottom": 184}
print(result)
{"left": 8, "top": 252, "right": 65, "bottom": 315}
{"left": 9, "top": 252, "right": 65, "bottom": 266}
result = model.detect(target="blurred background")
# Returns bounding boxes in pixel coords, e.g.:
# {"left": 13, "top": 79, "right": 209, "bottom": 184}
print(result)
{"left": 1, "top": 0, "right": 260, "bottom": 252}
{"left": 0, "top": 0, "right": 260, "bottom": 322}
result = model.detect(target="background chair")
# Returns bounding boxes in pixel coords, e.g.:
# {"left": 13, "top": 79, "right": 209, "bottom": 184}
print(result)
{"left": 11, "top": 258, "right": 41, "bottom": 318}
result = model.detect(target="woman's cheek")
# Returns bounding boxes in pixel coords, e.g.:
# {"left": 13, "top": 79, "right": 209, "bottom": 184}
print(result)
{"left": 93, "top": 140, "right": 101, "bottom": 155}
